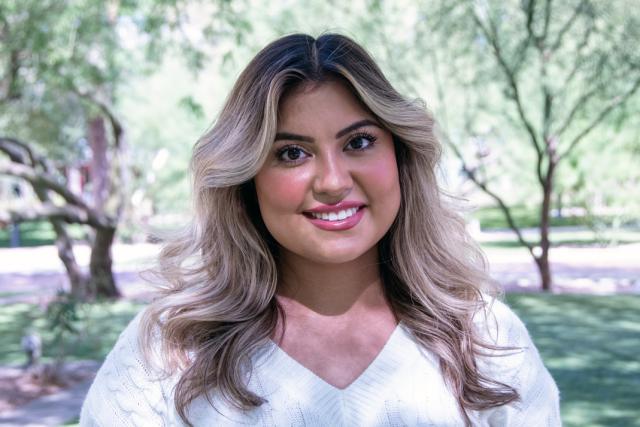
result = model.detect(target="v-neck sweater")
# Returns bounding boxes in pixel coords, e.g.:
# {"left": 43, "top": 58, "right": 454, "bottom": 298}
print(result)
{"left": 80, "top": 299, "right": 561, "bottom": 426}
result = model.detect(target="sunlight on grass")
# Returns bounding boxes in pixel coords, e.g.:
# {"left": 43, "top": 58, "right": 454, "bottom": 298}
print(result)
{"left": 1, "top": 295, "right": 638, "bottom": 426}
{"left": 0, "top": 300, "right": 144, "bottom": 365}
{"left": 507, "top": 294, "right": 640, "bottom": 427}
{"left": 479, "top": 228, "right": 640, "bottom": 248}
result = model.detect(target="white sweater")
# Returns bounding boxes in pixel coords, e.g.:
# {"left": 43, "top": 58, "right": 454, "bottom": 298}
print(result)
{"left": 80, "top": 299, "right": 560, "bottom": 426}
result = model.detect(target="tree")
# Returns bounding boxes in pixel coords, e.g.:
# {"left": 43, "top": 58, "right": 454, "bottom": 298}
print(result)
{"left": 0, "top": 0, "right": 146, "bottom": 298}
{"left": 414, "top": 0, "right": 640, "bottom": 290}
{"left": 0, "top": 0, "right": 249, "bottom": 299}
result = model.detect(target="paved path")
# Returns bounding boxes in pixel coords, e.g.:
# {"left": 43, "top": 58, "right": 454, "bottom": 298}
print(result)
{"left": 1, "top": 241, "right": 638, "bottom": 303}
{"left": 0, "top": 361, "right": 100, "bottom": 427}
{"left": 484, "top": 243, "right": 640, "bottom": 294}
{"left": 0, "top": 380, "right": 91, "bottom": 426}
{"left": 0, "top": 243, "right": 159, "bottom": 304}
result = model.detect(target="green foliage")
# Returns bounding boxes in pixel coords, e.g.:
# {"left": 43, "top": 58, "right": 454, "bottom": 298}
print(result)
{"left": 45, "top": 292, "right": 81, "bottom": 360}
{"left": 0, "top": 0, "right": 251, "bottom": 206}
{"left": 475, "top": 206, "right": 584, "bottom": 229}
{"left": 0, "top": 300, "right": 143, "bottom": 365}
{"left": 479, "top": 227, "right": 640, "bottom": 248}
{"left": 507, "top": 294, "right": 640, "bottom": 427}
{"left": 0, "top": 221, "right": 86, "bottom": 247}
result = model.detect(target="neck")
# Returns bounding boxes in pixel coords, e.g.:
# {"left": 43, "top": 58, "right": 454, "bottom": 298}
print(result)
{"left": 276, "top": 246, "right": 390, "bottom": 317}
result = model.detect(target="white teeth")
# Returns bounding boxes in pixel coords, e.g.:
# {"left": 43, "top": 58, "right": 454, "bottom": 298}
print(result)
{"left": 310, "top": 207, "right": 359, "bottom": 221}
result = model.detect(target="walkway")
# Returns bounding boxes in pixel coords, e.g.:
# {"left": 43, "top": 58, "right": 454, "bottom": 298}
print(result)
{"left": 0, "top": 361, "right": 99, "bottom": 427}
{"left": 1, "top": 241, "right": 638, "bottom": 304}
{"left": 0, "top": 381, "right": 90, "bottom": 426}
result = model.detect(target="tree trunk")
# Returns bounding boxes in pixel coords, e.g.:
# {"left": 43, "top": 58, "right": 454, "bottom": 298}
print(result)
{"left": 30, "top": 182, "right": 90, "bottom": 300}
{"left": 87, "top": 115, "right": 120, "bottom": 299}
{"left": 51, "top": 220, "right": 89, "bottom": 299}
{"left": 537, "top": 162, "right": 556, "bottom": 291}
{"left": 88, "top": 116, "right": 110, "bottom": 211}
{"left": 89, "top": 226, "right": 120, "bottom": 298}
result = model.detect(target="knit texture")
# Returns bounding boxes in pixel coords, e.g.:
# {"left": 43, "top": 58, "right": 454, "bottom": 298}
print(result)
{"left": 80, "top": 298, "right": 561, "bottom": 426}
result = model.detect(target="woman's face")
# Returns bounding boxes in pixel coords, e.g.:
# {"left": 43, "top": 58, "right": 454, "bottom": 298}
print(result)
{"left": 254, "top": 80, "right": 401, "bottom": 265}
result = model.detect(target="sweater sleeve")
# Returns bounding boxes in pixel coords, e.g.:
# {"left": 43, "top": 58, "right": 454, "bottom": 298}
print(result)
{"left": 80, "top": 311, "right": 171, "bottom": 427}
{"left": 474, "top": 299, "right": 561, "bottom": 427}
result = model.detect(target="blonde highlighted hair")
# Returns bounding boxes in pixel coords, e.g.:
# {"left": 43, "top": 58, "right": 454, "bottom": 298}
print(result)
{"left": 141, "top": 33, "right": 518, "bottom": 426}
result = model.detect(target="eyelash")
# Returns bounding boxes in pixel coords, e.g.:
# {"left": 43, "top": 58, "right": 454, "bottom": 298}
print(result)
{"left": 275, "top": 132, "right": 378, "bottom": 164}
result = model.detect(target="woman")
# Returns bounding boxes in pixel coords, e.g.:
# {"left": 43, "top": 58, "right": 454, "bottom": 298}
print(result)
{"left": 81, "top": 33, "right": 560, "bottom": 426}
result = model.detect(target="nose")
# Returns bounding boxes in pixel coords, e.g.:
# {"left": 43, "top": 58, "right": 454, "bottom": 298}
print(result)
{"left": 312, "top": 152, "right": 353, "bottom": 203}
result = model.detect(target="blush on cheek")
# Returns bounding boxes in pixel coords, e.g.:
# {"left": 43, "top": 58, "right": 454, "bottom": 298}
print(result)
{"left": 255, "top": 169, "right": 310, "bottom": 215}
{"left": 364, "top": 155, "right": 400, "bottom": 192}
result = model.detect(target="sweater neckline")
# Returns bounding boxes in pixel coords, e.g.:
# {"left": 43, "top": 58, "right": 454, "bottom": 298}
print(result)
{"left": 262, "top": 322, "right": 416, "bottom": 398}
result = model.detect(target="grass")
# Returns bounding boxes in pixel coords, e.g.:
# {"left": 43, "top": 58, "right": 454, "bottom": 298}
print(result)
{"left": 475, "top": 206, "right": 588, "bottom": 229}
{"left": 506, "top": 294, "right": 640, "bottom": 427}
{"left": 0, "top": 295, "right": 638, "bottom": 426}
{"left": 0, "top": 221, "right": 86, "bottom": 248}
{"left": 0, "top": 300, "right": 143, "bottom": 365}
{"left": 473, "top": 206, "right": 640, "bottom": 230}
{"left": 478, "top": 227, "right": 640, "bottom": 249}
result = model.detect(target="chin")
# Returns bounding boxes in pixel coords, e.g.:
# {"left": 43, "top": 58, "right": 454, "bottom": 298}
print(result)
{"left": 299, "top": 243, "right": 374, "bottom": 265}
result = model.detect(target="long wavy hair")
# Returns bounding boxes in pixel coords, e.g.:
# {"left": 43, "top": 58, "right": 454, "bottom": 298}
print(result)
{"left": 140, "top": 33, "right": 519, "bottom": 426}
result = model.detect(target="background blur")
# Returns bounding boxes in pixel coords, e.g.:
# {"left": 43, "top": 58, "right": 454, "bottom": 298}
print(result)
{"left": 0, "top": 0, "right": 638, "bottom": 426}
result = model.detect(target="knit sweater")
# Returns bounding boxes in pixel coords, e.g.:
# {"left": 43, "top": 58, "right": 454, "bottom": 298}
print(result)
{"left": 80, "top": 299, "right": 561, "bottom": 426}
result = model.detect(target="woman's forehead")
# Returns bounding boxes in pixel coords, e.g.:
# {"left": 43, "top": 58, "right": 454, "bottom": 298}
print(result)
{"left": 277, "top": 80, "right": 374, "bottom": 128}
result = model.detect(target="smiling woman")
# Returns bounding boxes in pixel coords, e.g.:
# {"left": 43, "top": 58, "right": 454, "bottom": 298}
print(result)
{"left": 255, "top": 80, "right": 401, "bottom": 265}
{"left": 80, "top": 34, "right": 560, "bottom": 426}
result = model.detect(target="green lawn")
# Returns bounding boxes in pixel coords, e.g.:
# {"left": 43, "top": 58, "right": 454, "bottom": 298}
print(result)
{"left": 479, "top": 227, "right": 640, "bottom": 249}
{"left": 0, "top": 221, "right": 86, "bottom": 247}
{"left": 1, "top": 295, "right": 638, "bottom": 426}
{"left": 507, "top": 294, "right": 640, "bottom": 427}
{"left": 0, "top": 300, "right": 143, "bottom": 365}
{"left": 473, "top": 206, "right": 638, "bottom": 230}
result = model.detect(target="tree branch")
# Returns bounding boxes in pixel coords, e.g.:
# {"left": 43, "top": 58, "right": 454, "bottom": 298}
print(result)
{"left": 558, "top": 75, "right": 640, "bottom": 161}
{"left": 70, "top": 87, "right": 124, "bottom": 149}
{"left": 0, "top": 162, "right": 114, "bottom": 228}
{"left": 549, "top": 0, "right": 587, "bottom": 53}
{"left": 472, "top": 8, "right": 545, "bottom": 184}
{"left": 560, "top": 22, "right": 595, "bottom": 92}
{"left": 554, "top": 81, "right": 605, "bottom": 137}
{"left": 0, "top": 204, "right": 95, "bottom": 227}
{"left": 0, "top": 136, "right": 39, "bottom": 167}
{"left": 541, "top": 0, "right": 552, "bottom": 44}
{"left": 444, "top": 133, "right": 536, "bottom": 256}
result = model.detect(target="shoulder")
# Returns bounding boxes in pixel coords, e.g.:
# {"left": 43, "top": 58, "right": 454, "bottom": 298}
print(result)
{"left": 472, "top": 295, "right": 540, "bottom": 375}
{"left": 473, "top": 295, "right": 533, "bottom": 349}
{"left": 80, "top": 309, "right": 173, "bottom": 426}
{"left": 472, "top": 295, "right": 562, "bottom": 426}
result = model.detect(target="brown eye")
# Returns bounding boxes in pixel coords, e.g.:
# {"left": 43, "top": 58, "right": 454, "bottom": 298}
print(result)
{"left": 346, "top": 133, "right": 377, "bottom": 151}
{"left": 276, "top": 145, "right": 309, "bottom": 162}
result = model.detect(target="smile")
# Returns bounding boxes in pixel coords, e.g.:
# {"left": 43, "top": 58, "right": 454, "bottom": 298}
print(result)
{"left": 309, "top": 207, "right": 358, "bottom": 221}
{"left": 303, "top": 206, "right": 366, "bottom": 231}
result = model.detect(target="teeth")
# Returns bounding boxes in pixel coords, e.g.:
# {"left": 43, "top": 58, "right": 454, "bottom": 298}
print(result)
{"left": 310, "top": 207, "right": 359, "bottom": 221}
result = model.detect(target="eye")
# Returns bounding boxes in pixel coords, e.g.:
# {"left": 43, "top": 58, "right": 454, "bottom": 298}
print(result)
{"left": 276, "top": 145, "right": 310, "bottom": 163}
{"left": 345, "top": 132, "right": 377, "bottom": 151}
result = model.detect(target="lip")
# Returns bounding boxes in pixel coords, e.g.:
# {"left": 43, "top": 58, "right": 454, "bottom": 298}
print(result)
{"left": 303, "top": 206, "right": 366, "bottom": 231}
{"left": 303, "top": 200, "right": 366, "bottom": 214}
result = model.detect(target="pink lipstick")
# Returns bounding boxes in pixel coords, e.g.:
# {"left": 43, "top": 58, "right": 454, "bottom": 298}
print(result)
{"left": 303, "top": 202, "right": 366, "bottom": 231}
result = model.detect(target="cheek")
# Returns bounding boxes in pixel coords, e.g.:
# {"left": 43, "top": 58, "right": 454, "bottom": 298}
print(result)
{"left": 361, "top": 151, "right": 401, "bottom": 207}
{"left": 254, "top": 169, "right": 309, "bottom": 216}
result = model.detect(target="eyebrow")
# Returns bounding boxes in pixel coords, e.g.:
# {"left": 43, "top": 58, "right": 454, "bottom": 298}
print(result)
{"left": 274, "top": 119, "right": 380, "bottom": 143}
